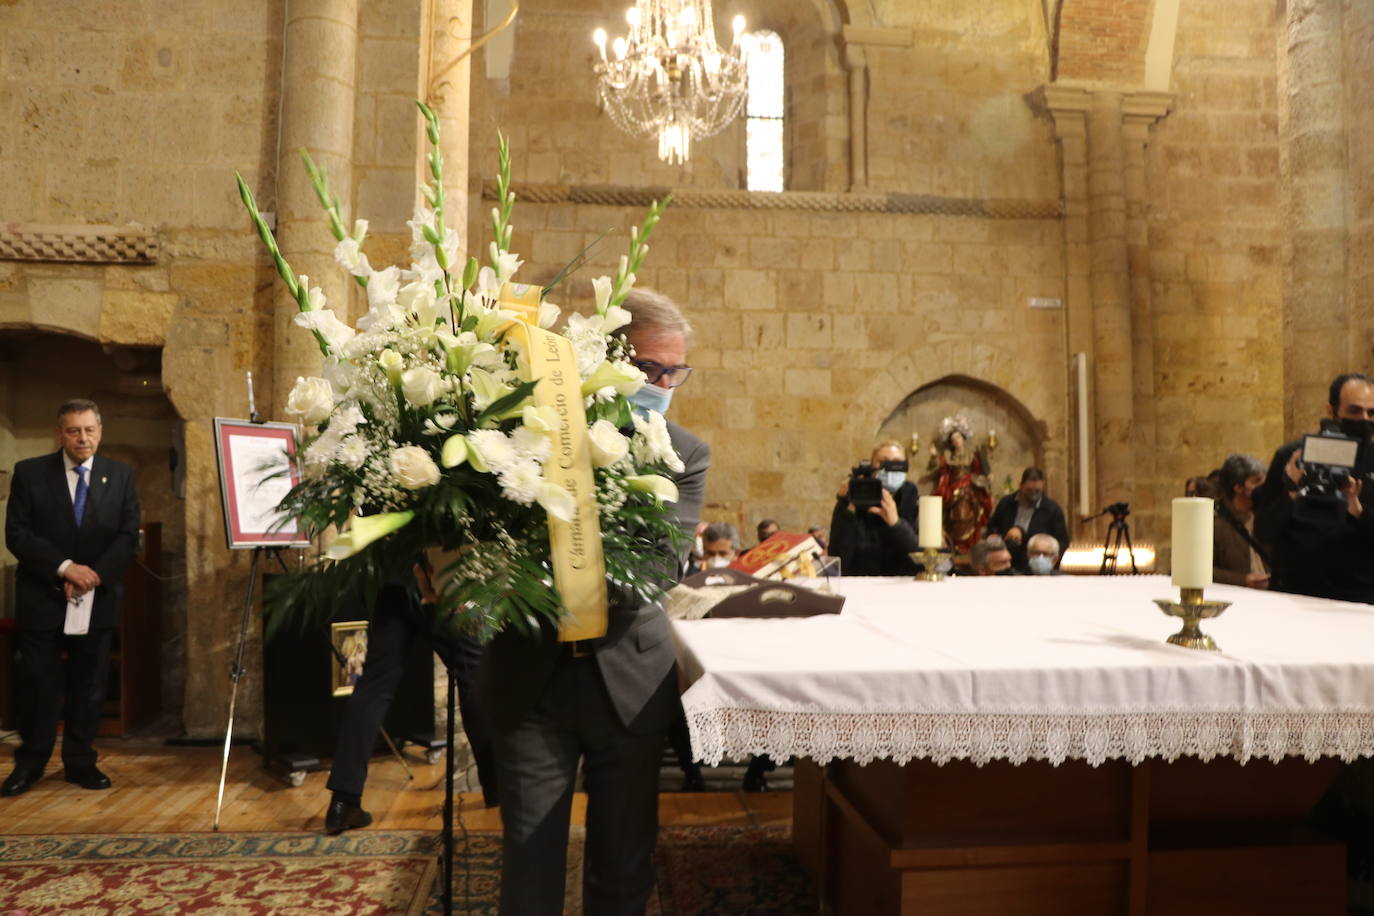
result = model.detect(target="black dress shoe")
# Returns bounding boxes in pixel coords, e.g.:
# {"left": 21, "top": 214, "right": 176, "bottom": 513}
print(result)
{"left": 325, "top": 799, "right": 373, "bottom": 835}
{"left": 2, "top": 767, "right": 42, "bottom": 797}
{"left": 741, "top": 770, "right": 769, "bottom": 792}
{"left": 680, "top": 769, "right": 706, "bottom": 792}
{"left": 64, "top": 766, "right": 112, "bottom": 790}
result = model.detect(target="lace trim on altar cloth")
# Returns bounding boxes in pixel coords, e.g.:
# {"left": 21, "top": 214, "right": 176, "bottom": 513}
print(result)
{"left": 684, "top": 708, "right": 1374, "bottom": 767}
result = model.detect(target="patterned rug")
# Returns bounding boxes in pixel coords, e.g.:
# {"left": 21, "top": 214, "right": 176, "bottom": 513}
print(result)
{"left": 0, "top": 824, "right": 811, "bottom": 916}
{"left": 428, "top": 824, "right": 813, "bottom": 915}
{"left": 0, "top": 831, "right": 437, "bottom": 915}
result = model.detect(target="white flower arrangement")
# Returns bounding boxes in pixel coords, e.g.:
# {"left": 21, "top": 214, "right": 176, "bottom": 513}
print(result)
{"left": 238, "top": 103, "right": 682, "bottom": 637}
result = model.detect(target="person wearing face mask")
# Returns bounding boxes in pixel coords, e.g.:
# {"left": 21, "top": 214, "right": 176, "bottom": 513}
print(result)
{"left": 969, "top": 535, "right": 1016, "bottom": 576}
{"left": 987, "top": 468, "right": 1071, "bottom": 573}
{"left": 828, "top": 442, "right": 921, "bottom": 577}
{"left": 1025, "top": 534, "right": 1061, "bottom": 576}
{"left": 700, "top": 522, "right": 740, "bottom": 569}
{"left": 1212, "top": 453, "right": 1271, "bottom": 590}
{"left": 1256, "top": 373, "right": 1374, "bottom": 603}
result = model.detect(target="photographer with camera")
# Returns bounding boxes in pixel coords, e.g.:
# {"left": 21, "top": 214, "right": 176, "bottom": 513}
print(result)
{"left": 1255, "top": 373, "right": 1374, "bottom": 603}
{"left": 828, "top": 441, "right": 921, "bottom": 576}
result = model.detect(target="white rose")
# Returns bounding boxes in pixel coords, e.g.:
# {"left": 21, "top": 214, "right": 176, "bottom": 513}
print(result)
{"left": 390, "top": 445, "right": 441, "bottom": 489}
{"left": 587, "top": 419, "right": 630, "bottom": 468}
{"left": 401, "top": 365, "right": 446, "bottom": 407}
{"left": 285, "top": 376, "right": 334, "bottom": 425}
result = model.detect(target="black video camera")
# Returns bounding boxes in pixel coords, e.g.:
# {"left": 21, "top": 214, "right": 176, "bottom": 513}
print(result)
{"left": 1300, "top": 419, "right": 1374, "bottom": 504}
{"left": 848, "top": 458, "right": 908, "bottom": 511}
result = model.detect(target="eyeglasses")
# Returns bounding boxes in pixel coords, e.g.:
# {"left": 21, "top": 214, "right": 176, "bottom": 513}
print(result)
{"left": 632, "top": 359, "right": 693, "bottom": 388}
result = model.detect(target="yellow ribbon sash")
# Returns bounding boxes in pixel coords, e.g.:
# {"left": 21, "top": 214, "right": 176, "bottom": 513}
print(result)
{"left": 498, "top": 283, "right": 608, "bottom": 641}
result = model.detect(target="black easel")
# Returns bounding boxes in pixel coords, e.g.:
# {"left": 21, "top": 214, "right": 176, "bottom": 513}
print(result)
{"left": 213, "top": 544, "right": 287, "bottom": 830}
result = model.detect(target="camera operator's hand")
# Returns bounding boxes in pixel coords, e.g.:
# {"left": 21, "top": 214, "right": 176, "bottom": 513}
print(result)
{"left": 836, "top": 479, "right": 849, "bottom": 501}
{"left": 868, "top": 488, "right": 900, "bottom": 527}
{"left": 1344, "top": 475, "right": 1364, "bottom": 519}
{"left": 1285, "top": 448, "right": 1304, "bottom": 493}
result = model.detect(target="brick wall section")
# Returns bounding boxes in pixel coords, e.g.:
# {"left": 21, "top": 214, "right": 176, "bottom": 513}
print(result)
{"left": 1144, "top": 0, "right": 1283, "bottom": 510}
{"left": 1056, "top": 0, "right": 1153, "bottom": 84}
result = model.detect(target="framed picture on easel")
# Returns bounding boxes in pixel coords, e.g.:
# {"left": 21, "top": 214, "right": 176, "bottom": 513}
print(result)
{"left": 330, "top": 620, "right": 369, "bottom": 697}
{"left": 212, "top": 418, "right": 312, "bottom": 550}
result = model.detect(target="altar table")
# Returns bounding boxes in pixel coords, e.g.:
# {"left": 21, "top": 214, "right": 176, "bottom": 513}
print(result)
{"left": 672, "top": 576, "right": 1374, "bottom": 915}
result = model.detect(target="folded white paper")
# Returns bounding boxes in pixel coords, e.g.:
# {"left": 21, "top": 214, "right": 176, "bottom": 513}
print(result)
{"left": 64, "top": 589, "right": 93, "bottom": 635}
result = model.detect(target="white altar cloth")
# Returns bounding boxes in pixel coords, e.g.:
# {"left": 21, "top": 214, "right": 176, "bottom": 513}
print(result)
{"left": 672, "top": 575, "right": 1374, "bottom": 767}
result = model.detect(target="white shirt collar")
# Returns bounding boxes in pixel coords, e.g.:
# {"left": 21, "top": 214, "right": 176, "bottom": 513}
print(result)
{"left": 62, "top": 452, "right": 95, "bottom": 474}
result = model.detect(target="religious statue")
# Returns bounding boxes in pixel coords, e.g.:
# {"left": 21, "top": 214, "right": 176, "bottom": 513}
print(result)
{"left": 925, "top": 415, "right": 996, "bottom": 554}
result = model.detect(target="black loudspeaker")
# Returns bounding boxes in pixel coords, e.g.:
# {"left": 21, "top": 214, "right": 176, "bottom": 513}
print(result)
{"left": 258, "top": 581, "right": 440, "bottom": 782}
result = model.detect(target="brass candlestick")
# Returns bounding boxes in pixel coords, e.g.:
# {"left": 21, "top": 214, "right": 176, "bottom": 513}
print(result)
{"left": 911, "top": 547, "right": 948, "bottom": 582}
{"left": 1153, "top": 586, "right": 1231, "bottom": 651}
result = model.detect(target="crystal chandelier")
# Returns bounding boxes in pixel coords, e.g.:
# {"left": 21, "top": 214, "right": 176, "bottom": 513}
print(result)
{"left": 592, "top": 1, "right": 748, "bottom": 165}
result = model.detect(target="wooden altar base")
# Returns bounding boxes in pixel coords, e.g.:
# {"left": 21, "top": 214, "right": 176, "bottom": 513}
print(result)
{"left": 793, "top": 756, "right": 1345, "bottom": 915}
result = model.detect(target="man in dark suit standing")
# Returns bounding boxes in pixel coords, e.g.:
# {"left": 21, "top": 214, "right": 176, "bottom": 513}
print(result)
{"left": 3, "top": 398, "right": 140, "bottom": 797}
{"left": 987, "top": 467, "right": 1071, "bottom": 573}
{"left": 477, "top": 288, "right": 709, "bottom": 916}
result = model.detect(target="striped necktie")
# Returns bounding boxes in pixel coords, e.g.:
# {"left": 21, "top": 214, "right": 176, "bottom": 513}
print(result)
{"left": 73, "top": 465, "right": 89, "bottom": 525}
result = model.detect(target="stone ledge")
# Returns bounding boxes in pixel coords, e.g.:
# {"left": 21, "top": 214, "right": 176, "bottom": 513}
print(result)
{"left": 484, "top": 183, "right": 1064, "bottom": 220}
{"left": 0, "top": 223, "right": 160, "bottom": 264}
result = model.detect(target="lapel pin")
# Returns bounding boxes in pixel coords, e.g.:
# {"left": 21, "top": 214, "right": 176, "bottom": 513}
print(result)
{"left": 101, "top": 476, "right": 107, "bottom": 485}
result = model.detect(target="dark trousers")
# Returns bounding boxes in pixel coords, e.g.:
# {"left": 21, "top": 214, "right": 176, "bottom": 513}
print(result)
{"left": 494, "top": 653, "right": 665, "bottom": 916}
{"left": 14, "top": 627, "right": 113, "bottom": 773}
{"left": 327, "top": 594, "right": 496, "bottom": 803}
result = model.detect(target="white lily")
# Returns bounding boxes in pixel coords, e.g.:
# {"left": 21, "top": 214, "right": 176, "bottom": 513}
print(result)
{"left": 536, "top": 480, "right": 576, "bottom": 522}
{"left": 521, "top": 405, "right": 562, "bottom": 434}
{"left": 326, "top": 510, "right": 415, "bottom": 561}
{"left": 581, "top": 359, "right": 646, "bottom": 397}
{"left": 625, "top": 474, "right": 679, "bottom": 505}
{"left": 440, "top": 434, "right": 468, "bottom": 468}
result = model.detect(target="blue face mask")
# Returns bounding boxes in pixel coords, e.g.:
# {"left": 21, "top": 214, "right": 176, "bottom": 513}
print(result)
{"left": 628, "top": 384, "right": 673, "bottom": 418}
{"left": 878, "top": 470, "right": 906, "bottom": 493}
{"left": 1028, "top": 555, "right": 1055, "bottom": 576}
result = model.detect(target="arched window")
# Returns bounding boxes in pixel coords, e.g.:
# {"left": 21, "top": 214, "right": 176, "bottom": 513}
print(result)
{"left": 743, "top": 30, "right": 784, "bottom": 192}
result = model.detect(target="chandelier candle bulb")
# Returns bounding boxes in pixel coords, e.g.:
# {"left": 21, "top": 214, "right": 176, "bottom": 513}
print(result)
{"left": 919, "top": 495, "right": 943, "bottom": 549}
{"left": 1170, "top": 497, "right": 1214, "bottom": 590}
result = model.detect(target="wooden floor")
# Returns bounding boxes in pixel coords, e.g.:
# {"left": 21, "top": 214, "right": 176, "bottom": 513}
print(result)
{"left": 0, "top": 737, "right": 794, "bottom": 836}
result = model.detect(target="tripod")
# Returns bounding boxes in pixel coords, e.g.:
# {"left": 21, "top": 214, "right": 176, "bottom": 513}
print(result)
{"left": 1084, "top": 502, "right": 1139, "bottom": 575}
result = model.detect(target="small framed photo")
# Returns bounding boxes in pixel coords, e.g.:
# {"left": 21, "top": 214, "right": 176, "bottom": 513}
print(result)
{"left": 213, "top": 418, "right": 312, "bottom": 550}
{"left": 330, "top": 620, "right": 370, "bottom": 697}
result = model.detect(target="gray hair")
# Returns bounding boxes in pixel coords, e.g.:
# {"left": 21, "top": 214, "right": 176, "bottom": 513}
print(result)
{"left": 1026, "top": 533, "right": 1061, "bottom": 558}
{"left": 970, "top": 535, "right": 1009, "bottom": 572}
{"left": 702, "top": 522, "right": 740, "bottom": 550}
{"left": 621, "top": 288, "right": 693, "bottom": 343}
{"left": 57, "top": 398, "right": 101, "bottom": 423}
{"left": 1217, "top": 453, "right": 1264, "bottom": 500}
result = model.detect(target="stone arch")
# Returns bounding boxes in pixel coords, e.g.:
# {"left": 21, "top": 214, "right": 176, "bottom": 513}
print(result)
{"left": 842, "top": 342, "right": 1068, "bottom": 502}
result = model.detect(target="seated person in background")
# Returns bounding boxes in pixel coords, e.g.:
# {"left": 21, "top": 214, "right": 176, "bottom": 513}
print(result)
{"left": 1185, "top": 475, "right": 1218, "bottom": 499}
{"left": 1025, "top": 533, "right": 1061, "bottom": 575}
{"left": 808, "top": 525, "right": 829, "bottom": 553}
{"left": 987, "top": 468, "right": 1071, "bottom": 573}
{"left": 828, "top": 441, "right": 921, "bottom": 576}
{"left": 1213, "top": 453, "right": 1271, "bottom": 590}
{"left": 970, "top": 535, "right": 1015, "bottom": 576}
{"left": 684, "top": 520, "right": 710, "bottom": 576}
{"left": 756, "top": 518, "right": 780, "bottom": 545}
{"left": 701, "top": 522, "right": 740, "bottom": 570}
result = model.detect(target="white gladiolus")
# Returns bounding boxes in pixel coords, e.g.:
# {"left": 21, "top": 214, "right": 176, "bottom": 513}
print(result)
{"left": 298, "top": 275, "right": 327, "bottom": 311}
{"left": 334, "top": 237, "right": 371, "bottom": 277}
{"left": 352, "top": 218, "right": 368, "bottom": 241}
{"left": 390, "top": 445, "right": 441, "bottom": 489}
{"left": 366, "top": 266, "right": 401, "bottom": 309}
{"left": 538, "top": 300, "right": 561, "bottom": 329}
{"left": 587, "top": 419, "right": 630, "bottom": 468}
{"left": 293, "top": 307, "right": 355, "bottom": 353}
{"left": 600, "top": 305, "right": 632, "bottom": 335}
{"left": 284, "top": 376, "right": 335, "bottom": 425}
{"left": 592, "top": 275, "right": 613, "bottom": 314}
{"left": 401, "top": 365, "right": 446, "bottom": 407}
{"left": 625, "top": 474, "right": 679, "bottom": 505}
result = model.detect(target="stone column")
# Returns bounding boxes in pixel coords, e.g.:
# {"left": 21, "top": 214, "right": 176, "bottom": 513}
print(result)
{"left": 1045, "top": 87, "right": 1094, "bottom": 531}
{"left": 1083, "top": 91, "right": 1137, "bottom": 516}
{"left": 1344, "top": 1, "right": 1374, "bottom": 373}
{"left": 1121, "top": 92, "right": 1173, "bottom": 542}
{"left": 422, "top": 0, "right": 473, "bottom": 251}
{"left": 1280, "top": 0, "right": 1346, "bottom": 437}
{"left": 842, "top": 43, "right": 868, "bottom": 191}
{"left": 271, "top": 0, "right": 360, "bottom": 417}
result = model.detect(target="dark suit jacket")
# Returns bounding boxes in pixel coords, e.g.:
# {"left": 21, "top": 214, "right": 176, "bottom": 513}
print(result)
{"left": 478, "top": 418, "right": 711, "bottom": 735}
{"left": 5, "top": 451, "right": 141, "bottom": 630}
{"left": 988, "top": 493, "right": 1071, "bottom": 571}
{"left": 828, "top": 480, "right": 920, "bottom": 576}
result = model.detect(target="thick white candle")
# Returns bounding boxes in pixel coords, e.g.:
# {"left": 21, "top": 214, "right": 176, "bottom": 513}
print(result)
{"left": 918, "top": 495, "right": 943, "bottom": 549}
{"left": 1170, "top": 497, "right": 1213, "bottom": 589}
